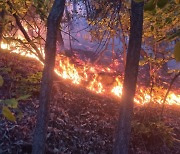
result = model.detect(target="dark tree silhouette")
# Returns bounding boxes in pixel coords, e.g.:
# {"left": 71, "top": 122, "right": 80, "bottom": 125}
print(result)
{"left": 32, "top": 0, "right": 65, "bottom": 153}
{"left": 113, "top": 1, "right": 144, "bottom": 154}
{"left": 0, "top": 10, "right": 5, "bottom": 47}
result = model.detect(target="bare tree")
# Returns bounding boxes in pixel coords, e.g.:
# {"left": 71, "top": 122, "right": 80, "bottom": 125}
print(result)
{"left": 113, "top": 1, "right": 144, "bottom": 154}
{"left": 32, "top": 0, "right": 65, "bottom": 153}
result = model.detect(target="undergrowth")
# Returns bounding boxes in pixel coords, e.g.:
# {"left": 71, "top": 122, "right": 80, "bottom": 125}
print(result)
{"left": 131, "top": 107, "right": 175, "bottom": 153}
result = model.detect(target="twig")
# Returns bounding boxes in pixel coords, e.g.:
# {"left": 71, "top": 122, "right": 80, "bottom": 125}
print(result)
{"left": 7, "top": 1, "right": 44, "bottom": 62}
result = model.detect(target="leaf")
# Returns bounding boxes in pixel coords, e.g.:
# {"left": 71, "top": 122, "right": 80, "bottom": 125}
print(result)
{"left": 151, "top": 25, "right": 154, "bottom": 31}
{"left": 144, "top": 0, "right": 156, "bottom": 11}
{"left": 175, "top": 0, "right": 180, "bottom": 4}
{"left": 174, "top": 42, "right": 180, "bottom": 62}
{"left": 17, "top": 95, "right": 31, "bottom": 101}
{"left": 165, "top": 17, "right": 172, "bottom": 24}
{"left": 0, "top": 67, "right": 11, "bottom": 73}
{"left": 157, "top": 0, "right": 168, "bottom": 8}
{"left": 0, "top": 75, "right": 4, "bottom": 87}
{"left": 2, "top": 106, "right": 16, "bottom": 122}
{"left": 3, "top": 98, "right": 18, "bottom": 108}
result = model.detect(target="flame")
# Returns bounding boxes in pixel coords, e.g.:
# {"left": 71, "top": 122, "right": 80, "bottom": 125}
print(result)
{"left": 111, "top": 77, "right": 123, "bottom": 97}
{"left": 56, "top": 56, "right": 81, "bottom": 84}
{"left": 88, "top": 74, "right": 105, "bottom": 93}
{"left": 1, "top": 43, "right": 10, "bottom": 50}
{"left": 1, "top": 41, "right": 180, "bottom": 106}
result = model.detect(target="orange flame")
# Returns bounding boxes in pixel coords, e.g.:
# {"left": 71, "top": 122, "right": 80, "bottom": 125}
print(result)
{"left": 1, "top": 42, "right": 180, "bottom": 106}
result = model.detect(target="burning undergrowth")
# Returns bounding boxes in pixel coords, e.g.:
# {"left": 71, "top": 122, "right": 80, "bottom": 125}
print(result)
{"left": 54, "top": 52, "right": 180, "bottom": 106}
{"left": 1, "top": 39, "right": 180, "bottom": 106}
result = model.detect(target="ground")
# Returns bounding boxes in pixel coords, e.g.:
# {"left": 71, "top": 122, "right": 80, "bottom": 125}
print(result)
{"left": 0, "top": 50, "right": 180, "bottom": 154}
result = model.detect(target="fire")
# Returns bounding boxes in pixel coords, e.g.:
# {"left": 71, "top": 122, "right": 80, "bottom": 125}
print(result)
{"left": 166, "top": 93, "right": 179, "bottom": 105}
{"left": 88, "top": 74, "right": 105, "bottom": 93}
{"left": 1, "top": 43, "right": 10, "bottom": 50}
{"left": 111, "top": 77, "right": 123, "bottom": 97}
{"left": 1, "top": 41, "right": 41, "bottom": 60}
{"left": 1, "top": 41, "right": 180, "bottom": 106}
{"left": 56, "top": 56, "right": 81, "bottom": 84}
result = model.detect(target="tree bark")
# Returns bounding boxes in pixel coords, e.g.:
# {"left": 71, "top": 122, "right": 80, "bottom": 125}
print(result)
{"left": 32, "top": 0, "right": 65, "bottom": 154}
{"left": 113, "top": 1, "right": 144, "bottom": 154}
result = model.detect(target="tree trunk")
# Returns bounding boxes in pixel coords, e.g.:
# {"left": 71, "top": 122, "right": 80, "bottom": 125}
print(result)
{"left": 0, "top": 10, "right": 5, "bottom": 47}
{"left": 57, "top": 29, "right": 64, "bottom": 53}
{"left": 112, "top": 37, "right": 116, "bottom": 61}
{"left": 65, "top": 6, "right": 73, "bottom": 55}
{"left": 113, "top": 1, "right": 144, "bottom": 154}
{"left": 73, "top": 0, "right": 77, "bottom": 14}
{"left": 32, "top": 0, "right": 65, "bottom": 154}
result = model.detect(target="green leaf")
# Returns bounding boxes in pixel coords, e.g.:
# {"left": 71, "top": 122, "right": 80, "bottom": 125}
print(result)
{"left": 151, "top": 25, "right": 154, "bottom": 31}
{"left": 2, "top": 106, "right": 16, "bottom": 122}
{"left": 3, "top": 98, "right": 18, "bottom": 108}
{"left": 0, "top": 75, "right": 4, "bottom": 87}
{"left": 174, "top": 42, "right": 180, "bottom": 62}
{"left": 165, "top": 17, "right": 172, "bottom": 24}
{"left": 157, "top": 0, "right": 168, "bottom": 8}
{"left": 17, "top": 95, "right": 31, "bottom": 101}
{"left": 144, "top": 0, "right": 156, "bottom": 11}
{"left": 0, "top": 67, "right": 11, "bottom": 73}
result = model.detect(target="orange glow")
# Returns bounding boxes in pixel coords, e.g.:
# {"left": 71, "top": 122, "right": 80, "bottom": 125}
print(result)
{"left": 88, "top": 74, "right": 105, "bottom": 93}
{"left": 1, "top": 41, "right": 180, "bottom": 106}
{"left": 111, "top": 77, "right": 123, "bottom": 97}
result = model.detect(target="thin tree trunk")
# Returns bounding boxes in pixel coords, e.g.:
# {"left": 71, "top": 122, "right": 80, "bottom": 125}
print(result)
{"left": 112, "top": 37, "right": 116, "bottom": 61}
{"left": 73, "top": 0, "right": 77, "bottom": 14}
{"left": 119, "top": 19, "right": 127, "bottom": 67}
{"left": 32, "top": 0, "right": 65, "bottom": 154}
{"left": 84, "top": 0, "right": 89, "bottom": 18}
{"left": 65, "top": 6, "right": 73, "bottom": 55}
{"left": 93, "top": 38, "right": 110, "bottom": 64}
{"left": 57, "top": 29, "right": 64, "bottom": 53}
{"left": 113, "top": 1, "right": 144, "bottom": 154}
{"left": 0, "top": 10, "right": 5, "bottom": 47}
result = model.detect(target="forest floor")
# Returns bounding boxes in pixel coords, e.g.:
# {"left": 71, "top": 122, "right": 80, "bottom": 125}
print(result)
{"left": 0, "top": 49, "right": 180, "bottom": 154}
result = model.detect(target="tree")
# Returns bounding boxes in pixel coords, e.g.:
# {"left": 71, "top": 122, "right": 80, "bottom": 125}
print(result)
{"left": 113, "top": 0, "right": 144, "bottom": 154}
{"left": 32, "top": 0, "right": 65, "bottom": 153}
{"left": 0, "top": 10, "right": 5, "bottom": 47}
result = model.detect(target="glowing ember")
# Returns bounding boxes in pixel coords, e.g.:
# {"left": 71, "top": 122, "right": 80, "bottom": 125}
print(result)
{"left": 1, "top": 42, "right": 180, "bottom": 106}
